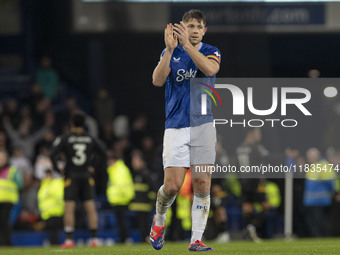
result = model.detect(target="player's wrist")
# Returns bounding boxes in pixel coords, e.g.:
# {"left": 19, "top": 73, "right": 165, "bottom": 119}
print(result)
{"left": 165, "top": 47, "right": 174, "bottom": 54}
{"left": 181, "top": 41, "right": 191, "bottom": 50}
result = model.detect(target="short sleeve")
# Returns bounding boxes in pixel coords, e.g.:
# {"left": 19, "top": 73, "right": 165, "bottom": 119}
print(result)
{"left": 206, "top": 47, "right": 221, "bottom": 65}
{"left": 160, "top": 48, "right": 166, "bottom": 61}
{"left": 159, "top": 48, "right": 171, "bottom": 68}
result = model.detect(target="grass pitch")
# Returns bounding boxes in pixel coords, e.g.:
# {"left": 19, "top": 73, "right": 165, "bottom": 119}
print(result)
{"left": 1, "top": 238, "right": 340, "bottom": 255}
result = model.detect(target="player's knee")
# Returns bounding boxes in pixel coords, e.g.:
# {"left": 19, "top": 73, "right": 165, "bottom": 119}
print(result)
{"left": 193, "top": 178, "right": 210, "bottom": 191}
{"left": 164, "top": 182, "right": 181, "bottom": 196}
{"left": 193, "top": 177, "right": 207, "bottom": 184}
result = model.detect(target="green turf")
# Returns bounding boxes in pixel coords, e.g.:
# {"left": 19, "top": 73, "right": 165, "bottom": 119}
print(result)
{"left": 1, "top": 238, "right": 340, "bottom": 255}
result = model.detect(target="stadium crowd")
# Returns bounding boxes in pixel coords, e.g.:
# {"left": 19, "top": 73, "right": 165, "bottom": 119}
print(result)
{"left": 1, "top": 57, "right": 340, "bottom": 246}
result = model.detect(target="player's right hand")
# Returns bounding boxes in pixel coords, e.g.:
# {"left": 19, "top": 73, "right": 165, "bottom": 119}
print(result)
{"left": 88, "top": 166, "right": 95, "bottom": 174}
{"left": 164, "top": 23, "right": 178, "bottom": 51}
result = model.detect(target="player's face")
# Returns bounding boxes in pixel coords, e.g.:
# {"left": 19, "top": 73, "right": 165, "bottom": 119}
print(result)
{"left": 183, "top": 18, "right": 207, "bottom": 46}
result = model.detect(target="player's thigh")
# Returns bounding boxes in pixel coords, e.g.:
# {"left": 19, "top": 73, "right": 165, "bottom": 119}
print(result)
{"left": 79, "top": 176, "right": 96, "bottom": 201}
{"left": 64, "top": 177, "right": 79, "bottom": 201}
{"left": 163, "top": 127, "right": 190, "bottom": 169}
{"left": 190, "top": 122, "right": 216, "bottom": 166}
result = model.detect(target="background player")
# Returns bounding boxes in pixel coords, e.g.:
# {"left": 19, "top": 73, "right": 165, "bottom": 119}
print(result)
{"left": 236, "top": 127, "right": 269, "bottom": 242}
{"left": 50, "top": 112, "right": 107, "bottom": 247}
{"left": 236, "top": 127, "right": 289, "bottom": 241}
{"left": 150, "top": 9, "right": 221, "bottom": 252}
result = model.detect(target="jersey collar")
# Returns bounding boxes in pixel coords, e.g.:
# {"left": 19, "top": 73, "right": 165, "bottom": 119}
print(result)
{"left": 180, "top": 42, "right": 203, "bottom": 52}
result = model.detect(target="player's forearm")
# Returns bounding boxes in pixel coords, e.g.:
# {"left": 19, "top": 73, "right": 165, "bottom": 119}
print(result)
{"left": 183, "top": 44, "right": 219, "bottom": 77}
{"left": 50, "top": 157, "right": 60, "bottom": 173}
{"left": 152, "top": 49, "right": 172, "bottom": 87}
{"left": 50, "top": 148, "right": 61, "bottom": 172}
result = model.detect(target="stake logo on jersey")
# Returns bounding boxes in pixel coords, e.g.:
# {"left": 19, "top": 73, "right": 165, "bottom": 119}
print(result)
{"left": 176, "top": 68, "right": 197, "bottom": 82}
{"left": 161, "top": 43, "right": 221, "bottom": 129}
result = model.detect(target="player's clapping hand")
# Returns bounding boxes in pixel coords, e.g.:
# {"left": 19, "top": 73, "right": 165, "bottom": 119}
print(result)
{"left": 173, "top": 22, "right": 190, "bottom": 47}
{"left": 164, "top": 23, "right": 178, "bottom": 51}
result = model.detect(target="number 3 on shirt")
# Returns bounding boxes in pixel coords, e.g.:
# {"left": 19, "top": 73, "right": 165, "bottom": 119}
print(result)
{"left": 72, "top": 143, "right": 87, "bottom": 166}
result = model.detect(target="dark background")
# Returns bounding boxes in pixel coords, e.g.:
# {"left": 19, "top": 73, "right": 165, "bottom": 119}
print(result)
{"left": 1, "top": 0, "right": 340, "bottom": 153}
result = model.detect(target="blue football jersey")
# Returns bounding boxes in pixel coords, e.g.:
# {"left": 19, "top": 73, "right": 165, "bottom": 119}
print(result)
{"left": 161, "top": 43, "right": 221, "bottom": 129}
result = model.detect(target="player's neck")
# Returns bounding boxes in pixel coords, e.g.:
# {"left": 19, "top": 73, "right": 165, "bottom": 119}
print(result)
{"left": 71, "top": 127, "right": 84, "bottom": 134}
{"left": 193, "top": 42, "right": 202, "bottom": 50}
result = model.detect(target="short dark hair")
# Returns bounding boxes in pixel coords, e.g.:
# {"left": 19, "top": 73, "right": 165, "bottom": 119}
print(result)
{"left": 71, "top": 112, "right": 85, "bottom": 127}
{"left": 182, "top": 9, "right": 206, "bottom": 25}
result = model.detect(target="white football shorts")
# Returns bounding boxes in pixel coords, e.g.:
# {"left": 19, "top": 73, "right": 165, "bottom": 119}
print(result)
{"left": 162, "top": 122, "right": 216, "bottom": 169}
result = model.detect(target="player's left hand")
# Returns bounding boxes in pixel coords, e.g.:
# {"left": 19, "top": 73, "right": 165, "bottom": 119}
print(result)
{"left": 88, "top": 166, "right": 95, "bottom": 174}
{"left": 173, "top": 22, "right": 190, "bottom": 47}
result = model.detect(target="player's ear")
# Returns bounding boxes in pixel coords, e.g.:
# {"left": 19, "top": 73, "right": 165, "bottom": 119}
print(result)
{"left": 203, "top": 27, "right": 207, "bottom": 36}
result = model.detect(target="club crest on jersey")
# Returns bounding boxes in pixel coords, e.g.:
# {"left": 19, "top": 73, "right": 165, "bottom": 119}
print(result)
{"left": 176, "top": 68, "right": 197, "bottom": 82}
{"left": 214, "top": 51, "right": 221, "bottom": 58}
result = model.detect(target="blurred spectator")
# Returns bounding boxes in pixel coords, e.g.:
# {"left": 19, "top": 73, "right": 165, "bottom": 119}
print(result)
{"left": 0, "top": 103, "right": 5, "bottom": 131}
{"left": 29, "top": 83, "right": 45, "bottom": 109}
{"left": 3, "top": 115, "right": 50, "bottom": 160}
{"left": 57, "top": 101, "right": 98, "bottom": 136}
{"left": 85, "top": 113, "right": 99, "bottom": 138}
{"left": 112, "top": 115, "right": 129, "bottom": 139}
{"left": 37, "top": 169, "right": 64, "bottom": 245}
{"left": 15, "top": 177, "right": 40, "bottom": 231}
{"left": 140, "top": 136, "right": 155, "bottom": 169}
{"left": 130, "top": 114, "right": 148, "bottom": 148}
{"left": 5, "top": 98, "right": 20, "bottom": 129}
{"left": 94, "top": 88, "right": 115, "bottom": 133}
{"left": 35, "top": 56, "right": 59, "bottom": 100}
{"left": 32, "top": 99, "right": 52, "bottom": 129}
{"left": 303, "top": 147, "right": 336, "bottom": 237}
{"left": 101, "top": 123, "right": 116, "bottom": 148}
{"left": 260, "top": 179, "right": 281, "bottom": 238}
{"left": 9, "top": 146, "right": 33, "bottom": 188}
{"left": 0, "top": 149, "right": 23, "bottom": 246}
{"left": 34, "top": 145, "right": 54, "bottom": 181}
{"left": 59, "top": 98, "right": 99, "bottom": 137}
{"left": 106, "top": 152, "right": 134, "bottom": 243}
{"left": 19, "top": 105, "right": 32, "bottom": 120}
{"left": 128, "top": 150, "right": 155, "bottom": 242}
{"left": 0, "top": 131, "right": 9, "bottom": 151}
{"left": 61, "top": 97, "right": 79, "bottom": 122}
{"left": 35, "top": 128, "right": 55, "bottom": 155}
{"left": 112, "top": 137, "right": 132, "bottom": 169}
